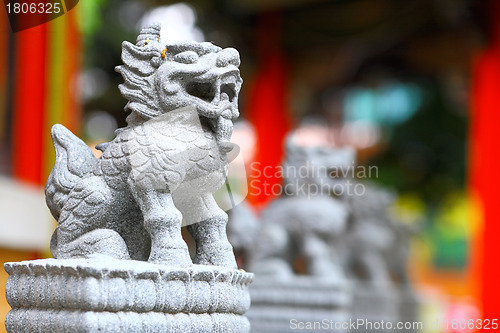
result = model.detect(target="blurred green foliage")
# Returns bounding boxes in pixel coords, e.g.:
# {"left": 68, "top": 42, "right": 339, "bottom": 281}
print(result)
{"left": 371, "top": 79, "right": 467, "bottom": 208}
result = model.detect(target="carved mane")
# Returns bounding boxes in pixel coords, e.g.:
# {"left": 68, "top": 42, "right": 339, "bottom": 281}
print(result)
{"left": 115, "top": 24, "right": 164, "bottom": 120}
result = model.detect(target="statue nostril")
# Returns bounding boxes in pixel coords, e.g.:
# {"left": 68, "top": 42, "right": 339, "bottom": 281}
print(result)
{"left": 216, "top": 56, "right": 229, "bottom": 68}
{"left": 228, "top": 56, "right": 240, "bottom": 67}
{"left": 216, "top": 48, "right": 241, "bottom": 67}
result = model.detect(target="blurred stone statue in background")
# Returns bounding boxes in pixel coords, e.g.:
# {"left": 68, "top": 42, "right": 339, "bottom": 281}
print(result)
{"left": 245, "top": 132, "right": 355, "bottom": 332}
{"left": 226, "top": 201, "right": 260, "bottom": 268}
{"left": 249, "top": 135, "right": 354, "bottom": 279}
{"left": 229, "top": 122, "right": 421, "bottom": 332}
{"left": 343, "top": 185, "right": 397, "bottom": 286}
{"left": 342, "top": 183, "right": 420, "bottom": 332}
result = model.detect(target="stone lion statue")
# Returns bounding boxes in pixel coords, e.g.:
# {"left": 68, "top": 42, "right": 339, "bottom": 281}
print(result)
{"left": 45, "top": 24, "right": 242, "bottom": 268}
{"left": 249, "top": 135, "right": 354, "bottom": 279}
{"left": 342, "top": 184, "right": 397, "bottom": 286}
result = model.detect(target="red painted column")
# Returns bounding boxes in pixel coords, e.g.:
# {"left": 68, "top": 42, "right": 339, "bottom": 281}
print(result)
{"left": 12, "top": 24, "right": 48, "bottom": 185}
{"left": 469, "top": 0, "right": 500, "bottom": 320}
{"left": 246, "top": 12, "right": 291, "bottom": 208}
{"left": 63, "top": 8, "right": 81, "bottom": 134}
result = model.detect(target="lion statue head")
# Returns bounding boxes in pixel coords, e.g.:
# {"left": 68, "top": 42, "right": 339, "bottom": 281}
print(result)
{"left": 115, "top": 24, "right": 242, "bottom": 148}
{"left": 282, "top": 134, "right": 357, "bottom": 197}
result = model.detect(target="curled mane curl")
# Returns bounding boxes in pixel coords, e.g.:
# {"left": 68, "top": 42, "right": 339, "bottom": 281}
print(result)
{"left": 115, "top": 24, "right": 164, "bottom": 119}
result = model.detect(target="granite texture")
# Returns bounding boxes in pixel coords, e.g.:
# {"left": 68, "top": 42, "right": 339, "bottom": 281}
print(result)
{"left": 5, "top": 258, "right": 253, "bottom": 332}
{"left": 45, "top": 23, "right": 242, "bottom": 269}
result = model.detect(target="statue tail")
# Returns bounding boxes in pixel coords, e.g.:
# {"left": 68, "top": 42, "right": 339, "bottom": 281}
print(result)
{"left": 45, "top": 124, "right": 97, "bottom": 220}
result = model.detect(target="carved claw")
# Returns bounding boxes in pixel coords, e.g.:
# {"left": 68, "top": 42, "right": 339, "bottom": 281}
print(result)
{"left": 192, "top": 245, "right": 237, "bottom": 269}
{"left": 148, "top": 247, "right": 192, "bottom": 267}
{"left": 187, "top": 213, "right": 237, "bottom": 269}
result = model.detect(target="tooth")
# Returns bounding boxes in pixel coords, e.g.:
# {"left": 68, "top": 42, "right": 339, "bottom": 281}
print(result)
{"left": 216, "top": 116, "right": 233, "bottom": 144}
{"left": 213, "top": 78, "right": 222, "bottom": 103}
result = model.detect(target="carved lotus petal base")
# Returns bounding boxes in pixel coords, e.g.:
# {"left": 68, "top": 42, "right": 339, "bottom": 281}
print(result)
{"left": 4, "top": 259, "right": 253, "bottom": 333}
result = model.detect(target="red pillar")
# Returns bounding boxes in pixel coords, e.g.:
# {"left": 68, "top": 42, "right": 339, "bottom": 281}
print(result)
{"left": 469, "top": 0, "right": 500, "bottom": 320}
{"left": 246, "top": 12, "right": 291, "bottom": 208}
{"left": 12, "top": 24, "right": 48, "bottom": 185}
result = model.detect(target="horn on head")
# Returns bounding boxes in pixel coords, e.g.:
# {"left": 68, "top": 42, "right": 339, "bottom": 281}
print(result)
{"left": 136, "top": 23, "right": 161, "bottom": 47}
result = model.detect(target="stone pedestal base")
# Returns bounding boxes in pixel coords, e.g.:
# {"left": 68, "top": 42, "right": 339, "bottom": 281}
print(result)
{"left": 351, "top": 282, "right": 398, "bottom": 333}
{"left": 246, "top": 277, "right": 351, "bottom": 333}
{"left": 396, "top": 288, "right": 421, "bottom": 333}
{"left": 4, "top": 258, "right": 253, "bottom": 333}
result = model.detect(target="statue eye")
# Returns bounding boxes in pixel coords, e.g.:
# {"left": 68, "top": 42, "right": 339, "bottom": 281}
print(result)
{"left": 174, "top": 51, "right": 199, "bottom": 64}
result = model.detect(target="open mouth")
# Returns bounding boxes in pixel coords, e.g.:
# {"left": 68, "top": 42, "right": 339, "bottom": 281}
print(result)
{"left": 183, "top": 73, "right": 240, "bottom": 153}
{"left": 185, "top": 74, "right": 238, "bottom": 107}
{"left": 185, "top": 81, "right": 237, "bottom": 104}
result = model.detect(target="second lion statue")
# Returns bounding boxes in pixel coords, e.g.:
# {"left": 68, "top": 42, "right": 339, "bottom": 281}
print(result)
{"left": 45, "top": 24, "right": 242, "bottom": 268}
